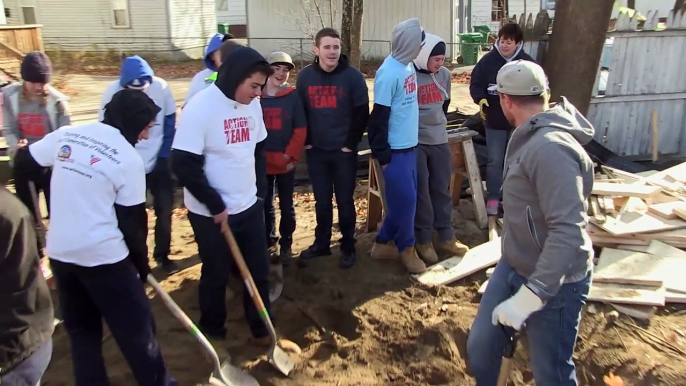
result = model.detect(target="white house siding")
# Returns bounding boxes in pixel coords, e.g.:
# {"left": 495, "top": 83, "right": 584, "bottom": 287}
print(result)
{"left": 508, "top": 0, "right": 541, "bottom": 20}
{"left": 247, "top": 0, "right": 455, "bottom": 62}
{"left": 3, "top": 0, "right": 20, "bottom": 24}
{"left": 168, "top": 0, "right": 217, "bottom": 59}
{"left": 472, "top": 0, "right": 542, "bottom": 33}
{"left": 612, "top": 0, "right": 674, "bottom": 18}
{"left": 216, "top": 0, "right": 246, "bottom": 25}
{"left": 12, "top": 0, "right": 170, "bottom": 54}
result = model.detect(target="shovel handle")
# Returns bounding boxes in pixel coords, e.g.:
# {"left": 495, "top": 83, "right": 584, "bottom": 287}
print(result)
{"left": 220, "top": 223, "right": 278, "bottom": 341}
{"left": 146, "top": 275, "right": 223, "bottom": 370}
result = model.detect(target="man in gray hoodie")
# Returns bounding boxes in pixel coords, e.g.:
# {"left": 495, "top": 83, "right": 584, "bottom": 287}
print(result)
{"left": 466, "top": 61, "right": 594, "bottom": 386}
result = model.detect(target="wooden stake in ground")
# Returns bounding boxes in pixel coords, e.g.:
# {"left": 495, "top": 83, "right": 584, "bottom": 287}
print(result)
{"left": 544, "top": 0, "right": 615, "bottom": 115}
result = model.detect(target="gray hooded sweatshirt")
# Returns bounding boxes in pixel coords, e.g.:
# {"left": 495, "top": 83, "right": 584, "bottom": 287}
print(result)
{"left": 501, "top": 97, "right": 595, "bottom": 302}
{"left": 413, "top": 32, "right": 451, "bottom": 145}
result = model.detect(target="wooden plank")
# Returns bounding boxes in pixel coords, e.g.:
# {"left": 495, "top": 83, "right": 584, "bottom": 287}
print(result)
{"left": 588, "top": 283, "right": 665, "bottom": 306}
{"left": 610, "top": 303, "right": 657, "bottom": 320}
{"left": 590, "top": 211, "right": 686, "bottom": 236}
{"left": 647, "top": 201, "right": 686, "bottom": 219}
{"left": 485, "top": 267, "right": 494, "bottom": 278}
{"left": 612, "top": 241, "right": 686, "bottom": 294}
{"left": 415, "top": 238, "right": 501, "bottom": 286}
{"left": 594, "top": 248, "right": 665, "bottom": 287}
{"left": 462, "top": 139, "right": 488, "bottom": 229}
{"left": 478, "top": 280, "right": 488, "bottom": 294}
{"left": 591, "top": 182, "right": 662, "bottom": 198}
{"left": 666, "top": 291, "right": 686, "bottom": 304}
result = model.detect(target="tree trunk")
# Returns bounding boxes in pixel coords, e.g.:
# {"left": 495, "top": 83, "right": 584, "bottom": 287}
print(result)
{"left": 349, "top": 0, "right": 364, "bottom": 68}
{"left": 675, "top": 0, "right": 685, "bottom": 11}
{"left": 340, "top": 0, "right": 353, "bottom": 57}
{"left": 628, "top": 0, "right": 635, "bottom": 9}
{"left": 544, "top": 0, "right": 614, "bottom": 116}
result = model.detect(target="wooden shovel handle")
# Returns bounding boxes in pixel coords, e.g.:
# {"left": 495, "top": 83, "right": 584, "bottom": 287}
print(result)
{"left": 220, "top": 223, "right": 268, "bottom": 314}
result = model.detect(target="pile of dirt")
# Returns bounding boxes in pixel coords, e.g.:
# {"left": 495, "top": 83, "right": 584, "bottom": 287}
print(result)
{"left": 43, "top": 183, "right": 686, "bottom": 385}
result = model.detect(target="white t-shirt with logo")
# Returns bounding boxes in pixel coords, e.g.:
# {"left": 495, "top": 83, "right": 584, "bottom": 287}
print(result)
{"left": 98, "top": 77, "right": 176, "bottom": 173}
{"left": 172, "top": 84, "right": 267, "bottom": 216}
{"left": 28, "top": 123, "right": 146, "bottom": 267}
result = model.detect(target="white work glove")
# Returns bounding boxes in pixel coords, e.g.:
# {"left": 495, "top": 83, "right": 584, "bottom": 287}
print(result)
{"left": 492, "top": 285, "right": 544, "bottom": 331}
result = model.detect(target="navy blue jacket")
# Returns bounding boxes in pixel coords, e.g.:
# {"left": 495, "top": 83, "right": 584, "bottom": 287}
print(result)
{"left": 469, "top": 46, "right": 535, "bottom": 130}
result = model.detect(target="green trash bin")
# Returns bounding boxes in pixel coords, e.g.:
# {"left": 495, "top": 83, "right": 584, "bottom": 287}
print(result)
{"left": 458, "top": 33, "right": 482, "bottom": 65}
{"left": 473, "top": 25, "right": 491, "bottom": 43}
{"left": 217, "top": 23, "right": 230, "bottom": 34}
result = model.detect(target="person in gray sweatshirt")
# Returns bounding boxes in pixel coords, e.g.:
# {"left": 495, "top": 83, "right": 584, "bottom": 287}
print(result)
{"left": 2, "top": 52, "right": 71, "bottom": 257}
{"left": 466, "top": 61, "right": 593, "bottom": 386}
{"left": 412, "top": 32, "right": 470, "bottom": 263}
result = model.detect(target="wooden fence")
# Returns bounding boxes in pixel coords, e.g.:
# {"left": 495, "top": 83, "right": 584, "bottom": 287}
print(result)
{"left": 588, "top": 9, "right": 686, "bottom": 159}
{"left": 0, "top": 24, "right": 44, "bottom": 79}
{"left": 498, "top": 12, "right": 551, "bottom": 64}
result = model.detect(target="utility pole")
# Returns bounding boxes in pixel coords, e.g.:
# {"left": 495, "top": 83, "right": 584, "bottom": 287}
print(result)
{"left": 544, "top": 0, "right": 614, "bottom": 115}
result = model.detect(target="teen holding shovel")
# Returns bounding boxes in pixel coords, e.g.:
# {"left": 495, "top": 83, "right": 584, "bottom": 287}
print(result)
{"left": 171, "top": 46, "right": 297, "bottom": 352}
{"left": 13, "top": 89, "right": 176, "bottom": 385}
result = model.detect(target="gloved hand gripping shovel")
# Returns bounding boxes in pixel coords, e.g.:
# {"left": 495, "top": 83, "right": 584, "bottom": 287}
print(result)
{"left": 497, "top": 325, "right": 519, "bottom": 386}
{"left": 220, "top": 224, "right": 299, "bottom": 376}
{"left": 147, "top": 275, "right": 259, "bottom": 386}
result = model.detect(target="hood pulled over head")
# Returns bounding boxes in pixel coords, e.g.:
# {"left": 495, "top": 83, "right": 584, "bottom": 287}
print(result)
{"left": 391, "top": 18, "right": 425, "bottom": 65}
{"left": 119, "top": 55, "right": 154, "bottom": 89}
{"left": 413, "top": 32, "right": 445, "bottom": 72}
{"left": 216, "top": 46, "right": 269, "bottom": 101}
{"left": 102, "top": 89, "right": 161, "bottom": 146}
{"left": 204, "top": 33, "right": 224, "bottom": 71}
{"left": 523, "top": 97, "right": 595, "bottom": 145}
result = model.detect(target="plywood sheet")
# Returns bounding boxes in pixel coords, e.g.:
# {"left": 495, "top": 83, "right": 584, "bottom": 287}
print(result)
{"left": 647, "top": 201, "right": 686, "bottom": 219}
{"left": 416, "top": 238, "right": 501, "bottom": 286}
{"left": 590, "top": 211, "right": 686, "bottom": 236}
{"left": 588, "top": 283, "right": 665, "bottom": 306}
{"left": 594, "top": 248, "right": 665, "bottom": 287}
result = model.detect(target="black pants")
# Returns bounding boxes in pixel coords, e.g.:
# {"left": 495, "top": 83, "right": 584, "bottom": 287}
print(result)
{"left": 51, "top": 259, "right": 174, "bottom": 386}
{"left": 188, "top": 201, "right": 271, "bottom": 339}
{"left": 146, "top": 159, "right": 173, "bottom": 262}
{"left": 264, "top": 171, "right": 296, "bottom": 250}
{"left": 14, "top": 166, "right": 51, "bottom": 252}
{"left": 305, "top": 148, "right": 358, "bottom": 253}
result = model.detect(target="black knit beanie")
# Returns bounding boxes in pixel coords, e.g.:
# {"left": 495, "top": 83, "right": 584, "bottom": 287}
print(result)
{"left": 102, "top": 89, "right": 161, "bottom": 146}
{"left": 21, "top": 51, "right": 52, "bottom": 83}
{"left": 430, "top": 42, "right": 447, "bottom": 57}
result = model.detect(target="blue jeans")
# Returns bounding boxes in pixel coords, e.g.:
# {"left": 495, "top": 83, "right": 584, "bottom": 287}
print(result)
{"left": 484, "top": 125, "right": 511, "bottom": 201}
{"left": 377, "top": 149, "right": 418, "bottom": 251}
{"left": 0, "top": 340, "right": 52, "bottom": 386}
{"left": 467, "top": 261, "right": 590, "bottom": 386}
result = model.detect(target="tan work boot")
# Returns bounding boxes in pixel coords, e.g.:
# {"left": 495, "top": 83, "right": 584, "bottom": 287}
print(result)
{"left": 400, "top": 247, "right": 427, "bottom": 274}
{"left": 371, "top": 239, "right": 399, "bottom": 260}
{"left": 435, "top": 238, "right": 470, "bottom": 260}
{"left": 415, "top": 243, "right": 439, "bottom": 265}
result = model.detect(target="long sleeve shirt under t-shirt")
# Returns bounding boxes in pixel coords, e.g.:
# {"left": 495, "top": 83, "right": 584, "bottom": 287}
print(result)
{"left": 295, "top": 55, "right": 369, "bottom": 151}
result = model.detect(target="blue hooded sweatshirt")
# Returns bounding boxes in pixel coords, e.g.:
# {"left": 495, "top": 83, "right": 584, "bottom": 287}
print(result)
{"left": 118, "top": 55, "right": 176, "bottom": 159}
{"left": 204, "top": 33, "right": 224, "bottom": 71}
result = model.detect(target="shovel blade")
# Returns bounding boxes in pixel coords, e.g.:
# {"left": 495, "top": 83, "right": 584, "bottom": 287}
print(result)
{"left": 269, "top": 345, "right": 295, "bottom": 376}
{"left": 209, "top": 362, "right": 260, "bottom": 386}
{"left": 268, "top": 264, "right": 283, "bottom": 302}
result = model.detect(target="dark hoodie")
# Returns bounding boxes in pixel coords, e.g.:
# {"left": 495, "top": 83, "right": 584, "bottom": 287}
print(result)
{"left": 262, "top": 85, "right": 307, "bottom": 174}
{"left": 172, "top": 46, "right": 270, "bottom": 212}
{"left": 14, "top": 89, "right": 161, "bottom": 283}
{"left": 502, "top": 97, "right": 594, "bottom": 302}
{"left": 295, "top": 54, "right": 369, "bottom": 151}
{"left": 0, "top": 185, "right": 53, "bottom": 376}
{"left": 469, "top": 42, "right": 534, "bottom": 130}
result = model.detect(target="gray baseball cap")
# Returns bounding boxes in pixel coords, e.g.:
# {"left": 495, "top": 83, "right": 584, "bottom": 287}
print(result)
{"left": 488, "top": 60, "right": 548, "bottom": 96}
{"left": 267, "top": 51, "right": 294, "bottom": 70}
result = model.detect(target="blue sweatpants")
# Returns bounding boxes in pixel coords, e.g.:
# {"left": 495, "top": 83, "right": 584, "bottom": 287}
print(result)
{"left": 376, "top": 149, "right": 417, "bottom": 251}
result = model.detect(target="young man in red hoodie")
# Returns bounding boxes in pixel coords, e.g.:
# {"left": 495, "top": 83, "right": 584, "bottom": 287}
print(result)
{"left": 262, "top": 51, "right": 307, "bottom": 265}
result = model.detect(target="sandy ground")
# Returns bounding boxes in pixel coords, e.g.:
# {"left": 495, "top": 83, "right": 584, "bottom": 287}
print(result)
{"left": 24, "top": 66, "right": 686, "bottom": 385}
{"left": 41, "top": 183, "right": 686, "bottom": 386}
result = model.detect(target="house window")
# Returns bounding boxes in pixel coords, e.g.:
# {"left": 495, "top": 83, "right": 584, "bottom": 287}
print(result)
{"left": 216, "top": 0, "right": 229, "bottom": 12}
{"left": 491, "top": 0, "right": 508, "bottom": 21}
{"left": 111, "top": 0, "right": 131, "bottom": 28}
{"left": 22, "top": 7, "right": 37, "bottom": 24}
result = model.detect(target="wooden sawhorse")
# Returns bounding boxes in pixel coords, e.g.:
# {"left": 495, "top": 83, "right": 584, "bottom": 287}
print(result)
{"left": 361, "top": 129, "right": 488, "bottom": 233}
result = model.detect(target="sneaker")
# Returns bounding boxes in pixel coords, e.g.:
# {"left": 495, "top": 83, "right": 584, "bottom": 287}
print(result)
{"left": 298, "top": 244, "right": 332, "bottom": 260}
{"left": 160, "top": 259, "right": 181, "bottom": 275}
{"left": 486, "top": 199, "right": 500, "bottom": 216}
{"left": 280, "top": 247, "right": 293, "bottom": 267}
{"left": 400, "top": 247, "right": 427, "bottom": 274}
{"left": 415, "top": 243, "right": 439, "bottom": 265}
{"left": 435, "top": 238, "right": 470, "bottom": 259}
{"left": 370, "top": 238, "right": 399, "bottom": 260}
{"left": 339, "top": 250, "right": 357, "bottom": 269}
